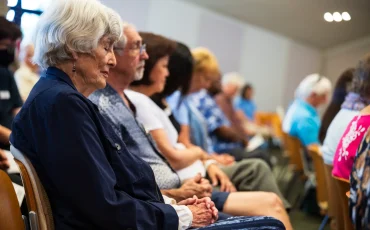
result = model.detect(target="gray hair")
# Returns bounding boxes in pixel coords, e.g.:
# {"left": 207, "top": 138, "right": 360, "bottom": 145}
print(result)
{"left": 18, "top": 42, "right": 34, "bottom": 62}
{"left": 294, "top": 73, "right": 332, "bottom": 99}
{"left": 33, "top": 0, "right": 123, "bottom": 69}
{"left": 114, "top": 22, "right": 136, "bottom": 49}
{"left": 222, "top": 72, "right": 245, "bottom": 88}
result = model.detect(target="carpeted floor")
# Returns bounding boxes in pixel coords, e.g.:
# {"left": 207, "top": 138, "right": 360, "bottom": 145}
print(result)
{"left": 269, "top": 147, "right": 331, "bottom": 230}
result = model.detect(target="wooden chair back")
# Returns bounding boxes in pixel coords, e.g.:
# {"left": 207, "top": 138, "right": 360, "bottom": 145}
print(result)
{"left": 0, "top": 170, "right": 25, "bottom": 230}
{"left": 333, "top": 176, "right": 354, "bottom": 230}
{"left": 308, "top": 147, "right": 328, "bottom": 213}
{"left": 11, "top": 145, "right": 54, "bottom": 230}
{"left": 284, "top": 134, "right": 304, "bottom": 172}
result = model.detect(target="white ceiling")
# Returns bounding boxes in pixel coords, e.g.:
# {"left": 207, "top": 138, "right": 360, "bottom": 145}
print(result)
{"left": 184, "top": 0, "right": 370, "bottom": 49}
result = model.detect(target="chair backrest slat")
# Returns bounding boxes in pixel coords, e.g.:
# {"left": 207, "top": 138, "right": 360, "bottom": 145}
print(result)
{"left": 0, "top": 170, "right": 25, "bottom": 230}
{"left": 11, "top": 145, "right": 54, "bottom": 230}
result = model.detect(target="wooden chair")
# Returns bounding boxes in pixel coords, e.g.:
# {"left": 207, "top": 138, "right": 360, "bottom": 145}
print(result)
{"left": 307, "top": 147, "right": 328, "bottom": 213}
{"left": 333, "top": 176, "right": 354, "bottom": 230}
{"left": 0, "top": 170, "right": 25, "bottom": 230}
{"left": 10, "top": 145, "right": 54, "bottom": 230}
{"left": 323, "top": 164, "right": 343, "bottom": 230}
{"left": 283, "top": 134, "right": 305, "bottom": 173}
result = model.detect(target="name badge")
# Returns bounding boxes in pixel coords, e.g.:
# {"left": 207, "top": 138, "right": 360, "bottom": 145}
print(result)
{"left": 0, "top": 90, "right": 10, "bottom": 100}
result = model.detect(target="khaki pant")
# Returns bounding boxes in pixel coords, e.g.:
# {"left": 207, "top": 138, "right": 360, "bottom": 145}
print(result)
{"left": 219, "top": 158, "right": 291, "bottom": 209}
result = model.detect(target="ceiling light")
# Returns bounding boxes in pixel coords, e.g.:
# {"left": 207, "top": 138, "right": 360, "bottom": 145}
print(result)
{"left": 324, "top": 12, "right": 333, "bottom": 22}
{"left": 342, "top": 12, "right": 351, "bottom": 21}
{"left": 333, "top": 12, "right": 342, "bottom": 22}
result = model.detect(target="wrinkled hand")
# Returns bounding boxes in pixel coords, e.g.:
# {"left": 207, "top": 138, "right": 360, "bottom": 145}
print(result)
{"left": 207, "top": 164, "right": 237, "bottom": 192}
{"left": 188, "top": 202, "right": 214, "bottom": 228}
{"left": 179, "top": 173, "right": 212, "bottom": 200}
{"left": 178, "top": 195, "right": 219, "bottom": 226}
{"left": 211, "top": 153, "right": 235, "bottom": 166}
{"left": 0, "top": 149, "right": 10, "bottom": 170}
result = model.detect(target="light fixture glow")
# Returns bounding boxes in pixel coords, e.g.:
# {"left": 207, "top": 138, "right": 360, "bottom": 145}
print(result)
{"left": 333, "top": 12, "right": 342, "bottom": 22}
{"left": 6, "top": 10, "right": 15, "bottom": 21}
{"left": 342, "top": 12, "right": 351, "bottom": 21}
{"left": 324, "top": 12, "right": 333, "bottom": 22}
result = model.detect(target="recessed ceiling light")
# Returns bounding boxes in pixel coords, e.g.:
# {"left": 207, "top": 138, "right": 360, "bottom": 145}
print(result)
{"left": 333, "top": 12, "right": 342, "bottom": 22}
{"left": 342, "top": 12, "right": 351, "bottom": 21}
{"left": 324, "top": 12, "right": 333, "bottom": 22}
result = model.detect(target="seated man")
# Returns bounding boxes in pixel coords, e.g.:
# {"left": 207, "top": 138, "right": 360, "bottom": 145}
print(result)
{"left": 283, "top": 74, "right": 331, "bottom": 153}
{"left": 89, "top": 25, "right": 292, "bottom": 230}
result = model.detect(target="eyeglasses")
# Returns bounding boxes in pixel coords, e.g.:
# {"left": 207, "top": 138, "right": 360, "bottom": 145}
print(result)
{"left": 114, "top": 43, "right": 146, "bottom": 56}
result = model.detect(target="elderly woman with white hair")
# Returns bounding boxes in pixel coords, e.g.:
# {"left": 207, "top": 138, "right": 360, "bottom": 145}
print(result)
{"left": 14, "top": 42, "right": 40, "bottom": 101}
{"left": 8, "top": 0, "right": 200, "bottom": 229}
{"left": 282, "top": 73, "right": 332, "bottom": 150}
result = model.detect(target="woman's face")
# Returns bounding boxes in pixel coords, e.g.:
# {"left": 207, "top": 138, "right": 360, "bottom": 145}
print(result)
{"left": 149, "top": 55, "right": 170, "bottom": 94}
{"left": 76, "top": 36, "right": 116, "bottom": 90}
{"left": 192, "top": 71, "right": 218, "bottom": 92}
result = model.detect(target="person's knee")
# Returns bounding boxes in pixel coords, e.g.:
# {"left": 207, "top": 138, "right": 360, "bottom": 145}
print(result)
{"left": 266, "top": 193, "right": 284, "bottom": 213}
{"left": 250, "top": 158, "right": 271, "bottom": 172}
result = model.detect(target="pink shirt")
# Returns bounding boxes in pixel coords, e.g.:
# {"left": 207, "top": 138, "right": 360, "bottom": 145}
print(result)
{"left": 332, "top": 114, "right": 370, "bottom": 180}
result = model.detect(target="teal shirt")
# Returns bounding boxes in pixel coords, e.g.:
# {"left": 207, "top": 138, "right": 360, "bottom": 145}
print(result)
{"left": 282, "top": 99, "right": 321, "bottom": 146}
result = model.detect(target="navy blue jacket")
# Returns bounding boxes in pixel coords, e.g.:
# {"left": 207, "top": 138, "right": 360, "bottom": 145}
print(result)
{"left": 10, "top": 67, "right": 178, "bottom": 230}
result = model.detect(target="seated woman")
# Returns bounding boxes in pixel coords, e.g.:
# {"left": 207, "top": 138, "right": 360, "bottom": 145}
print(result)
{"left": 332, "top": 56, "right": 370, "bottom": 181}
{"left": 350, "top": 127, "right": 370, "bottom": 229}
{"left": 319, "top": 68, "right": 354, "bottom": 144}
{"left": 126, "top": 33, "right": 292, "bottom": 230}
{"left": 9, "top": 1, "right": 225, "bottom": 229}
{"left": 319, "top": 67, "right": 354, "bottom": 229}
{"left": 333, "top": 105, "right": 370, "bottom": 181}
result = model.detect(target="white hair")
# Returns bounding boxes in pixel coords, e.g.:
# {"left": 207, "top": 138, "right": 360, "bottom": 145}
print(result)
{"left": 114, "top": 22, "right": 136, "bottom": 49}
{"left": 33, "top": 0, "right": 123, "bottom": 69}
{"left": 18, "top": 41, "right": 34, "bottom": 62}
{"left": 222, "top": 72, "right": 245, "bottom": 88}
{"left": 294, "top": 73, "right": 332, "bottom": 99}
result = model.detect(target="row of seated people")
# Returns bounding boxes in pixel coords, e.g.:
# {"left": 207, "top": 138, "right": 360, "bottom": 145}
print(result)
{"left": 282, "top": 53, "right": 370, "bottom": 229}
{"left": 0, "top": 0, "right": 293, "bottom": 229}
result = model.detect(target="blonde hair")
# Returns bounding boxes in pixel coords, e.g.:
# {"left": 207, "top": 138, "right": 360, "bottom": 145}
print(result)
{"left": 192, "top": 47, "right": 220, "bottom": 76}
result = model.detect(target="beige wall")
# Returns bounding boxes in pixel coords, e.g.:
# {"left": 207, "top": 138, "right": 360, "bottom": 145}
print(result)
{"left": 0, "top": 0, "right": 8, "bottom": 16}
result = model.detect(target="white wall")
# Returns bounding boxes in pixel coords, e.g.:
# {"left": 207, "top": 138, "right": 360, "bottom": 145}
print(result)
{"left": 323, "top": 35, "right": 370, "bottom": 83}
{"left": 102, "top": 0, "right": 322, "bottom": 111}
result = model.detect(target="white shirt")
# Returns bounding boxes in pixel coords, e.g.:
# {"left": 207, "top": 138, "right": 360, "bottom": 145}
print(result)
{"left": 321, "top": 109, "right": 359, "bottom": 165}
{"left": 14, "top": 64, "right": 39, "bottom": 102}
{"left": 125, "top": 90, "right": 194, "bottom": 229}
{"left": 125, "top": 90, "right": 208, "bottom": 181}
{"left": 125, "top": 90, "right": 179, "bottom": 146}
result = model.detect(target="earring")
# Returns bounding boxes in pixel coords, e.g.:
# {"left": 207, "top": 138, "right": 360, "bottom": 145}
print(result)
{"left": 72, "top": 62, "right": 76, "bottom": 72}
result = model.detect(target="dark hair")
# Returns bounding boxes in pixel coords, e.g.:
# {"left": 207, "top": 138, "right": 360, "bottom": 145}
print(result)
{"left": 151, "top": 42, "right": 193, "bottom": 108}
{"left": 0, "top": 17, "right": 22, "bottom": 41}
{"left": 240, "top": 83, "right": 253, "bottom": 99}
{"left": 351, "top": 55, "right": 370, "bottom": 98}
{"left": 318, "top": 68, "right": 354, "bottom": 143}
{"left": 130, "top": 32, "right": 176, "bottom": 87}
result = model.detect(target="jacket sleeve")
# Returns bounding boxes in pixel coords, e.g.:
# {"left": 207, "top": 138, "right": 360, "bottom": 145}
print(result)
{"left": 35, "top": 93, "right": 179, "bottom": 229}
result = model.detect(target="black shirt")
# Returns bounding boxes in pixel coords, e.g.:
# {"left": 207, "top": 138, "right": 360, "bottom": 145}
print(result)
{"left": 0, "top": 67, "right": 23, "bottom": 129}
